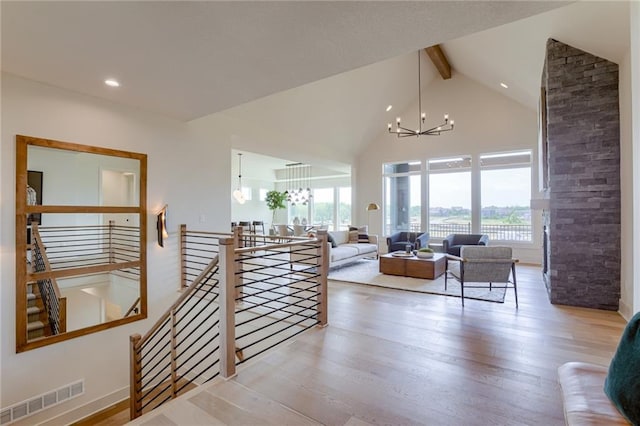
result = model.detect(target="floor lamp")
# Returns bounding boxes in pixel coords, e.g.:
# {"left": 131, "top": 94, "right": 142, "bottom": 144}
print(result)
{"left": 366, "top": 203, "right": 380, "bottom": 231}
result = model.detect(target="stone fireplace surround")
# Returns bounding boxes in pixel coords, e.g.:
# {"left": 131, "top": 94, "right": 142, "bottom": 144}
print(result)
{"left": 541, "top": 39, "right": 621, "bottom": 310}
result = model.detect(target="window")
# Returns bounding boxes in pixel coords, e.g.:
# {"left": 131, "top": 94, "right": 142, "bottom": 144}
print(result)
{"left": 338, "top": 187, "right": 351, "bottom": 230}
{"left": 480, "top": 151, "right": 532, "bottom": 242}
{"left": 286, "top": 186, "right": 351, "bottom": 231}
{"left": 428, "top": 156, "right": 472, "bottom": 238}
{"left": 383, "top": 162, "right": 421, "bottom": 235}
{"left": 288, "top": 203, "right": 309, "bottom": 225}
{"left": 312, "top": 188, "right": 334, "bottom": 228}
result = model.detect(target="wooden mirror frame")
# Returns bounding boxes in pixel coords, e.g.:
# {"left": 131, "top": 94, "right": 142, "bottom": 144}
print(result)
{"left": 15, "top": 135, "right": 148, "bottom": 352}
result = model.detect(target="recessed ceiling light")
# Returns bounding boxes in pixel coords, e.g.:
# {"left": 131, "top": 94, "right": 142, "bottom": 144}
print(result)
{"left": 104, "top": 79, "right": 120, "bottom": 87}
{"left": 500, "top": 82, "right": 509, "bottom": 89}
{"left": 386, "top": 105, "right": 393, "bottom": 112}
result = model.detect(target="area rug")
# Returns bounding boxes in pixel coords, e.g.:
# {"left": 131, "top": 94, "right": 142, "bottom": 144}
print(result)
{"left": 328, "top": 259, "right": 506, "bottom": 303}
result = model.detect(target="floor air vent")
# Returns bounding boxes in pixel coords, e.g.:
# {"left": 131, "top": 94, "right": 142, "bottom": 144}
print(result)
{"left": 0, "top": 380, "right": 84, "bottom": 425}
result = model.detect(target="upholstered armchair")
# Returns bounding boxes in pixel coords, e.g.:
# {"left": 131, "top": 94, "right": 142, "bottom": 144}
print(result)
{"left": 445, "top": 246, "right": 518, "bottom": 307}
{"left": 442, "top": 233, "right": 489, "bottom": 257}
{"left": 386, "top": 231, "right": 430, "bottom": 253}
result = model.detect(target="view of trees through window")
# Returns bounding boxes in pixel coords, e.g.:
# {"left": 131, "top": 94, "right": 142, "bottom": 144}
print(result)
{"left": 384, "top": 151, "right": 532, "bottom": 242}
{"left": 288, "top": 186, "right": 351, "bottom": 231}
{"left": 479, "top": 151, "right": 532, "bottom": 241}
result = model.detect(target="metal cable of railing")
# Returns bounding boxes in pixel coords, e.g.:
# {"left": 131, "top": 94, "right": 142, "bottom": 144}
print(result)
{"left": 129, "top": 226, "right": 329, "bottom": 420}
{"left": 130, "top": 256, "right": 221, "bottom": 419}
{"left": 37, "top": 222, "right": 140, "bottom": 270}
{"left": 231, "top": 237, "right": 326, "bottom": 366}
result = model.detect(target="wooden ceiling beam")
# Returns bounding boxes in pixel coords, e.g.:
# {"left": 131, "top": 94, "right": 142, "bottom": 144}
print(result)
{"left": 424, "top": 45, "right": 452, "bottom": 80}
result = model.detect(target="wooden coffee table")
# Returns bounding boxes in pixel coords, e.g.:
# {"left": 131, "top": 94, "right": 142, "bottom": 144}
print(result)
{"left": 379, "top": 252, "right": 446, "bottom": 280}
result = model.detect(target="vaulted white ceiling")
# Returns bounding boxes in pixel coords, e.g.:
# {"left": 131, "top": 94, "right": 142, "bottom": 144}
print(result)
{"left": 2, "top": 1, "right": 566, "bottom": 121}
{"left": 1, "top": 1, "right": 631, "bottom": 175}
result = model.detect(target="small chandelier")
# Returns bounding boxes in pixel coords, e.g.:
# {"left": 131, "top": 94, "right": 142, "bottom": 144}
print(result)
{"left": 388, "top": 50, "right": 455, "bottom": 138}
{"left": 232, "top": 153, "right": 245, "bottom": 204}
{"left": 284, "top": 163, "right": 312, "bottom": 206}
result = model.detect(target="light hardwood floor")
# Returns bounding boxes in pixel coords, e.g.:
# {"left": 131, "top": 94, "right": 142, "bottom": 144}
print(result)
{"left": 126, "top": 265, "right": 626, "bottom": 425}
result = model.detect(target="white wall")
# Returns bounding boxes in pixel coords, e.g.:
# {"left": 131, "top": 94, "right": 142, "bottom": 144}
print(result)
{"left": 355, "top": 73, "right": 541, "bottom": 263}
{"left": 620, "top": 50, "right": 634, "bottom": 320}
{"left": 632, "top": 0, "right": 640, "bottom": 315}
{"left": 0, "top": 73, "right": 231, "bottom": 423}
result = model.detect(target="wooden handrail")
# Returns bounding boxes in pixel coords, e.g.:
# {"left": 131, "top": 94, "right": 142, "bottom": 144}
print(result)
{"left": 124, "top": 297, "right": 141, "bottom": 317}
{"left": 137, "top": 256, "right": 219, "bottom": 347}
{"left": 31, "top": 224, "right": 62, "bottom": 299}
{"left": 235, "top": 237, "right": 318, "bottom": 254}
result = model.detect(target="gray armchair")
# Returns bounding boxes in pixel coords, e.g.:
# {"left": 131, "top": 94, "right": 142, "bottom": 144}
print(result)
{"left": 445, "top": 246, "right": 518, "bottom": 307}
{"left": 386, "top": 231, "right": 429, "bottom": 253}
{"left": 442, "top": 233, "right": 489, "bottom": 257}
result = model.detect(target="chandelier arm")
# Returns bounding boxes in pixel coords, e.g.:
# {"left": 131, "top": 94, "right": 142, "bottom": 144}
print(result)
{"left": 421, "top": 122, "right": 448, "bottom": 134}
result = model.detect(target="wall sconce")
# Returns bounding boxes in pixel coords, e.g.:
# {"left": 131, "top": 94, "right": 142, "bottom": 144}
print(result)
{"left": 157, "top": 204, "right": 168, "bottom": 247}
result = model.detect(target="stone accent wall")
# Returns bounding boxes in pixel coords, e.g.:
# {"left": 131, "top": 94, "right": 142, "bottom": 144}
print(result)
{"left": 543, "top": 39, "right": 621, "bottom": 310}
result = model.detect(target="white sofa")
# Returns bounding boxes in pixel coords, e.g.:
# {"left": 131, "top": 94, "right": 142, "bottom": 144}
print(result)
{"left": 326, "top": 230, "right": 378, "bottom": 268}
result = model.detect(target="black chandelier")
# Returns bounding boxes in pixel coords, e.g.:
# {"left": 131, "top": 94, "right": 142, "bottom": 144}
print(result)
{"left": 388, "top": 50, "right": 455, "bottom": 138}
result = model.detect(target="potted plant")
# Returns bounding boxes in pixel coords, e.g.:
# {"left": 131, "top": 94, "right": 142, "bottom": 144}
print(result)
{"left": 416, "top": 247, "right": 435, "bottom": 258}
{"left": 265, "top": 190, "right": 287, "bottom": 232}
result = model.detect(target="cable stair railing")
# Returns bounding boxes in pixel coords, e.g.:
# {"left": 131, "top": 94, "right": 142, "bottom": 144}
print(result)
{"left": 28, "top": 224, "right": 66, "bottom": 339}
{"left": 129, "top": 226, "right": 329, "bottom": 420}
{"left": 129, "top": 256, "right": 222, "bottom": 419}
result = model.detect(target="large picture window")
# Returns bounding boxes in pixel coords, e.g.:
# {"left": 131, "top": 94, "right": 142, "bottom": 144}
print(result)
{"left": 383, "top": 162, "right": 421, "bottom": 235}
{"left": 480, "top": 151, "right": 532, "bottom": 241}
{"left": 428, "top": 156, "right": 472, "bottom": 238}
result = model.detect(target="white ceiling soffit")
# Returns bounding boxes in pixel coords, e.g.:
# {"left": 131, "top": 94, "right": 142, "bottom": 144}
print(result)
{"left": 443, "top": 1, "right": 631, "bottom": 109}
{"left": 1, "top": 1, "right": 568, "bottom": 121}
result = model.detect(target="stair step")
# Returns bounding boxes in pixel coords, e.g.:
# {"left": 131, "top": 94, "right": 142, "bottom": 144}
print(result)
{"left": 27, "top": 321, "right": 44, "bottom": 331}
{"left": 27, "top": 306, "right": 41, "bottom": 315}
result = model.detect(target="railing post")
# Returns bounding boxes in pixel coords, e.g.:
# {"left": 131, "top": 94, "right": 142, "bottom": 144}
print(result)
{"left": 180, "top": 224, "right": 187, "bottom": 289}
{"left": 218, "top": 237, "right": 237, "bottom": 379}
{"left": 316, "top": 230, "right": 329, "bottom": 327}
{"left": 59, "top": 297, "right": 67, "bottom": 333}
{"left": 108, "top": 220, "right": 115, "bottom": 264}
{"left": 129, "top": 333, "right": 142, "bottom": 420}
{"left": 233, "top": 226, "right": 244, "bottom": 300}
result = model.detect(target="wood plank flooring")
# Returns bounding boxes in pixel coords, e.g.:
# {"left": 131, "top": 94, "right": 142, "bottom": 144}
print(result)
{"left": 126, "top": 265, "right": 626, "bottom": 425}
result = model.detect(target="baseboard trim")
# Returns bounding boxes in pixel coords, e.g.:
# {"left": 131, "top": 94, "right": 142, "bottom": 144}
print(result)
{"left": 37, "top": 387, "right": 129, "bottom": 426}
{"left": 619, "top": 299, "right": 633, "bottom": 321}
{"left": 70, "top": 399, "right": 129, "bottom": 426}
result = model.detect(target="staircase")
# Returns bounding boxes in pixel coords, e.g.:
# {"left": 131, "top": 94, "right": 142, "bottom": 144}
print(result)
{"left": 26, "top": 283, "right": 51, "bottom": 339}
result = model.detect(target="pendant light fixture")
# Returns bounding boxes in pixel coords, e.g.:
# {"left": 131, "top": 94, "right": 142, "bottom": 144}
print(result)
{"left": 233, "top": 153, "right": 246, "bottom": 204}
{"left": 283, "top": 162, "right": 312, "bottom": 206}
{"left": 388, "top": 50, "right": 455, "bottom": 138}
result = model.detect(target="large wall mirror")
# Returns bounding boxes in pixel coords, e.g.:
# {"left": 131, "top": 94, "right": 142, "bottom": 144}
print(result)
{"left": 15, "top": 135, "right": 147, "bottom": 352}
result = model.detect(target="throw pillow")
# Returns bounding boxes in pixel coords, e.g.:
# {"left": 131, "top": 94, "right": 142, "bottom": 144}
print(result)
{"left": 349, "top": 225, "right": 369, "bottom": 243}
{"left": 326, "top": 233, "right": 337, "bottom": 248}
{"left": 604, "top": 311, "right": 640, "bottom": 424}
